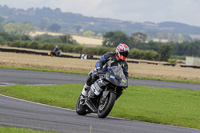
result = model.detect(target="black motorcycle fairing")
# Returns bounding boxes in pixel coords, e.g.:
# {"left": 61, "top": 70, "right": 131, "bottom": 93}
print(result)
{"left": 104, "top": 66, "right": 128, "bottom": 87}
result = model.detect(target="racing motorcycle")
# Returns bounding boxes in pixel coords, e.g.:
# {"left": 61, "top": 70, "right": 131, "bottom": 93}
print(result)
{"left": 48, "top": 50, "right": 61, "bottom": 57}
{"left": 76, "top": 66, "right": 128, "bottom": 118}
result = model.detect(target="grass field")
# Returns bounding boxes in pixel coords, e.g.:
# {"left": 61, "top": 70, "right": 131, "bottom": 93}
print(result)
{"left": 0, "top": 84, "right": 199, "bottom": 129}
{"left": 0, "top": 52, "right": 200, "bottom": 82}
{"left": 29, "top": 31, "right": 103, "bottom": 46}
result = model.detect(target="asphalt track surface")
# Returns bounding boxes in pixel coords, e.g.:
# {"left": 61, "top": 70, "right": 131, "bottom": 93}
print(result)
{"left": 0, "top": 68, "right": 200, "bottom": 133}
{"left": 0, "top": 68, "right": 200, "bottom": 90}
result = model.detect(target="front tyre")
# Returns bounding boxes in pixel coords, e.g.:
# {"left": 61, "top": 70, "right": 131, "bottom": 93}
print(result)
{"left": 76, "top": 95, "right": 87, "bottom": 116}
{"left": 98, "top": 92, "right": 116, "bottom": 118}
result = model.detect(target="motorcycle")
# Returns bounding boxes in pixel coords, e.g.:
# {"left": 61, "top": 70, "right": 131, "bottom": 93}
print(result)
{"left": 48, "top": 50, "right": 61, "bottom": 57}
{"left": 76, "top": 66, "right": 128, "bottom": 118}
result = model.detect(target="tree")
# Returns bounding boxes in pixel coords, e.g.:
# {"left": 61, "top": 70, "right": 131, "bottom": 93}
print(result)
{"left": 0, "top": 36, "right": 5, "bottom": 44}
{"left": 21, "top": 35, "right": 31, "bottom": 41}
{"left": 47, "top": 23, "right": 61, "bottom": 32}
{"left": 59, "top": 34, "right": 73, "bottom": 44}
{"left": 20, "top": 23, "right": 35, "bottom": 34}
{"left": 103, "top": 31, "right": 129, "bottom": 47}
{"left": 4, "top": 22, "right": 34, "bottom": 34}
{"left": 4, "top": 23, "right": 18, "bottom": 34}
{"left": 83, "top": 30, "right": 94, "bottom": 37}
{"left": 130, "top": 32, "right": 148, "bottom": 43}
{"left": 0, "top": 22, "right": 6, "bottom": 31}
{"left": 97, "top": 33, "right": 103, "bottom": 38}
{"left": 158, "top": 44, "right": 173, "bottom": 61}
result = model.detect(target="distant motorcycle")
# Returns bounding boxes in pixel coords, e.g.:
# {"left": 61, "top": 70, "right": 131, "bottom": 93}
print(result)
{"left": 48, "top": 50, "right": 61, "bottom": 57}
{"left": 76, "top": 66, "right": 128, "bottom": 118}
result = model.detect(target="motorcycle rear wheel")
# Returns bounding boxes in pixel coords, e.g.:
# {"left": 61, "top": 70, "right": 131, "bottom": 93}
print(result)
{"left": 98, "top": 92, "right": 116, "bottom": 118}
{"left": 76, "top": 95, "right": 87, "bottom": 115}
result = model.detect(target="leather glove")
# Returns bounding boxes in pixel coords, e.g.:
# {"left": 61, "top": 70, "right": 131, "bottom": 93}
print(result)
{"left": 97, "top": 68, "right": 102, "bottom": 72}
{"left": 97, "top": 69, "right": 105, "bottom": 75}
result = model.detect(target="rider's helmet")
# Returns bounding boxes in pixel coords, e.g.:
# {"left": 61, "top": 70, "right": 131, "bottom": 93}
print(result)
{"left": 55, "top": 46, "right": 58, "bottom": 50}
{"left": 116, "top": 43, "right": 129, "bottom": 60}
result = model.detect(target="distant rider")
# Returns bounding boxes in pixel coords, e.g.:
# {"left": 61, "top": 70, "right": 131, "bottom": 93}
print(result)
{"left": 81, "top": 43, "right": 129, "bottom": 99}
{"left": 52, "top": 46, "right": 59, "bottom": 56}
{"left": 54, "top": 46, "right": 59, "bottom": 52}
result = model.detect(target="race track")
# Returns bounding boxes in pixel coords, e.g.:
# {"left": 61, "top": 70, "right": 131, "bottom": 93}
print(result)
{"left": 0, "top": 68, "right": 200, "bottom": 90}
{"left": 0, "top": 68, "right": 199, "bottom": 133}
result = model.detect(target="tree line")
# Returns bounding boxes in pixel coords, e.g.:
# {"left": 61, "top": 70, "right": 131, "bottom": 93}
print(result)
{"left": 103, "top": 31, "right": 200, "bottom": 60}
{"left": 0, "top": 22, "right": 34, "bottom": 34}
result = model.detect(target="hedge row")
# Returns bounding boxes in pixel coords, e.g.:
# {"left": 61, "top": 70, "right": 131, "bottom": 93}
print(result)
{"left": 6, "top": 40, "right": 159, "bottom": 60}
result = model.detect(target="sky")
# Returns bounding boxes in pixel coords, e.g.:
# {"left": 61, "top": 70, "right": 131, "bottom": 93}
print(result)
{"left": 1, "top": 0, "right": 200, "bottom": 27}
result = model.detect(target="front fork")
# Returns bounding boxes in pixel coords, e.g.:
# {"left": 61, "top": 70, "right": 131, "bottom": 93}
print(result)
{"left": 100, "top": 87, "right": 117, "bottom": 104}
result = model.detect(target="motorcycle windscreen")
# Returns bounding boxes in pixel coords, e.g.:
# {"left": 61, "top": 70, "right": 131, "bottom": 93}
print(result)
{"left": 105, "top": 66, "right": 128, "bottom": 87}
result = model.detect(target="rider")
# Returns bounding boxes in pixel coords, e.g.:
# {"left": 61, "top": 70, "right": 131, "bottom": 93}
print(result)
{"left": 81, "top": 43, "right": 129, "bottom": 98}
{"left": 54, "top": 46, "right": 59, "bottom": 51}
{"left": 52, "top": 46, "right": 59, "bottom": 56}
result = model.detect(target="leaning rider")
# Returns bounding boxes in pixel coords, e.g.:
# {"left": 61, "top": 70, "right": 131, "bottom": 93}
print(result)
{"left": 81, "top": 43, "right": 129, "bottom": 99}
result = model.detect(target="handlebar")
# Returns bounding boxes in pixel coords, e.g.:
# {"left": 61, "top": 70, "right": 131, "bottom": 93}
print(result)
{"left": 97, "top": 71, "right": 106, "bottom": 77}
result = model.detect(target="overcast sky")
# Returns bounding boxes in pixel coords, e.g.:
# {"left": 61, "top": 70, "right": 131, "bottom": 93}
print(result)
{"left": 1, "top": 0, "right": 200, "bottom": 27}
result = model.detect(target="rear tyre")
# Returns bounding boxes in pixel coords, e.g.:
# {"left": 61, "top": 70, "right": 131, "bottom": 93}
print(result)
{"left": 76, "top": 95, "right": 87, "bottom": 115}
{"left": 98, "top": 92, "right": 116, "bottom": 118}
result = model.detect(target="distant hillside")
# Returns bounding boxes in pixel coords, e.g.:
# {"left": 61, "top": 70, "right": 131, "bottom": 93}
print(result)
{"left": 1, "top": 5, "right": 200, "bottom": 39}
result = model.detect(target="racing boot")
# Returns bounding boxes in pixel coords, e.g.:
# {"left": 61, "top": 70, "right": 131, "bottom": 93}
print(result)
{"left": 81, "top": 83, "right": 90, "bottom": 99}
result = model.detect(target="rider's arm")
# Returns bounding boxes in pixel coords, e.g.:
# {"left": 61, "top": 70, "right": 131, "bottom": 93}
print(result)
{"left": 123, "top": 61, "right": 129, "bottom": 79}
{"left": 123, "top": 62, "right": 129, "bottom": 89}
{"left": 95, "top": 52, "right": 111, "bottom": 70}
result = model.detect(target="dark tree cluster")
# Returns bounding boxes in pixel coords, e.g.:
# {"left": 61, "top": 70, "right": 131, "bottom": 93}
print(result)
{"left": 103, "top": 31, "right": 200, "bottom": 60}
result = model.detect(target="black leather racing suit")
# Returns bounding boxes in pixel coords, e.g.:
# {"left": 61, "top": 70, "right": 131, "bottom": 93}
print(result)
{"left": 86, "top": 52, "right": 128, "bottom": 87}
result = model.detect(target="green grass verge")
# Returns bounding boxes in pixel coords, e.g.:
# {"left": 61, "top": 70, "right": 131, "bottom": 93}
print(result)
{"left": 1, "top": 65, "right": 200, "bottom": 84}
{"left": 0, "top": 84, "right": 199, "bottom": 129}
{"left": 0, "top": 126, "right": 56, "bottom": 133}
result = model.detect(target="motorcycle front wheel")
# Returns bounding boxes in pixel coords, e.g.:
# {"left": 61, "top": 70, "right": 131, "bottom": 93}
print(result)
{"left": 98, "top": 92, "right": 116, "bottom": 118}
{"left": 76, "top": 95, "right": 87, "bottom": 116}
